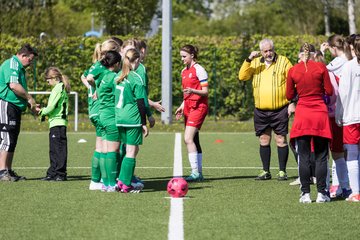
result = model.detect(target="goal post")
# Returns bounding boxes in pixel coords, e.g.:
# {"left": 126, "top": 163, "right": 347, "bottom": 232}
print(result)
{"left": 29, "top": 91, "right": 79, "bottom": 131}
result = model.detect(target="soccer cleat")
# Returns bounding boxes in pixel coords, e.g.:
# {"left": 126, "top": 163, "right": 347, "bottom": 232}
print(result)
{"left": 255, "top": 170, "right": 271, "bottom": 180}
{"left": 8, "top": 169, "right": 26, "bottom": 181}
{"left": 117, "top": 180, "right": 141, "bottom": 193}
{"left": 106, "top": 185, "right": 118, "bottom": 192}
{"left": 89, "top": 181, "right": 103, "bottom": 190}
{"left": 289, "top": 177, "right": 301, "bottom": 186}
{"left": 54, "top": 176, "right": 67, "bottom": 181}
{"left": 0, "top": 170, "right": 11, "bottom": 182}
{"left": 132, "top": 175, "right": 144, "bottom": 184}
{"left": 101, "top": 184, "right": 108, "bottom": 192}
{"left": 316, "top": 192, "right": 331, "bottom": 203}
{"left": 346, "top": 193, "right": 360, "bottom": 202}
{"left": 277, "top": 171, "right": 288, "bottom": 181}
{"left": 341, "top": 188, "right": 352, "bottom": 199}
{"left": 329, "top": 185, "right": 342, "bottom": 198}
{"left": 299, "top": 193, "right": 312, "bottom": 203}
{"left": 185, "top": 172, "right": 203, "bottom": 182}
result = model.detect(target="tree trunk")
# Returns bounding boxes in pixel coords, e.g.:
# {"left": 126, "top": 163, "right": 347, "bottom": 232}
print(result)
{"left": 323, "top": 0, "right": 330, "bottom": 36}
{"left": 348, "top": 0, "right": 356, "bottom": 35}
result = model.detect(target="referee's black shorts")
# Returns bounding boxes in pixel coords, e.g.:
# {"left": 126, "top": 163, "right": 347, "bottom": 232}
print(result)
{"left": 0, "top": 99, "right": 22, "bottom": 152}
{"left": 254, "top": 105, "right": 289, "bottom": 137}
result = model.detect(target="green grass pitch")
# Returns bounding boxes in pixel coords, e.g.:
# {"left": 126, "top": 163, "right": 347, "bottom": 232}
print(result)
{"left": 1, "top": 132, "right": 360, "bottom": 239}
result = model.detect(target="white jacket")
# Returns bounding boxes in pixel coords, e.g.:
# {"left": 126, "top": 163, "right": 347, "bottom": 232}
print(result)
{"left": 338, "top": 58, "right": 360, "bottom": 126}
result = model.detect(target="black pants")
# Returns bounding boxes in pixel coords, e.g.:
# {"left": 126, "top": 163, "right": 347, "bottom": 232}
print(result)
{"left": 297, "top": 136, "right": 329, "bottom": 194}
{"left": 47, "top": 126, "right": 67, "bottom": 178}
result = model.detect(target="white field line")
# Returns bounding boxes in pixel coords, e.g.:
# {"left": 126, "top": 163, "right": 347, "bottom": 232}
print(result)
{"left": 14, "top": 166, "right": 299, "bottom": 170}
{"left": 168, "top": 133, "right": 184, "bottom": 240}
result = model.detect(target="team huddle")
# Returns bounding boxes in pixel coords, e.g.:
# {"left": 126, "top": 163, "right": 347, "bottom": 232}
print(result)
{"left": 0, "top": 38, "right": 209, "bottom": 194}
{"left": 239, "top": 35, "right": 360, "bottom": 203}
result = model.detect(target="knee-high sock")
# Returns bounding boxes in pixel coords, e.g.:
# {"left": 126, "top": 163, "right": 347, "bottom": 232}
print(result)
{"left": 99, "top": 152, "right": 108, "bottom": 186}
{"left": 345, "top": 144, "right": 359, "bottom": 194}
{"left": 91, "top": 151, "right": 101, "bottom": 182}
{"left": 331, "top": 160, "right": 339, "bottom": 186}
{"left": 277, "top": 145, "right": 289, "bottom": 172}
{"left": 119, "top": 157, "right": 136, "bottom": 186}
{"left": 188, "top": 152, "right": 198, "bottom": 174}
{"left": 105, "top": 152, "right": 118, "bottom": 186}
{"left": 197, "top": 153, "right": 203, "bottom": 174}
{"left": 260, "top": 145, "right": 271, "bottom": 172}
{"left": 334, "top": 157, "right": 350, "bottom": 189}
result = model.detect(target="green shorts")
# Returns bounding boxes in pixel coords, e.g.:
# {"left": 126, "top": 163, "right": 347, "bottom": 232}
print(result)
{"left": 90, "top": 114, "right": 104, "bottom": 137}
{"left": 102, "top": 123, "right": 119, "bottom": 142}
{"left": 118, "top": 126, "right": 143, "bottom": 145}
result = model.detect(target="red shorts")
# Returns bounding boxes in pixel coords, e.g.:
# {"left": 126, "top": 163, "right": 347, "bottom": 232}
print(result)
{"left": 183, "top": 99, "right": 208, "bottom": 129}
{"left": 329, "top": 117, "right": 344, "bottom": 152}
{"left": 343, "top": 124, "right": 360, "bottom": 144}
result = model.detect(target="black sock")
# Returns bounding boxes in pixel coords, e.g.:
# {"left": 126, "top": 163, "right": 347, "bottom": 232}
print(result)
{"left": 278, "top": 145, "right": 289, "bottom": 172}
{"left": 260, "top": 145, "right": 271, "bottom": 172}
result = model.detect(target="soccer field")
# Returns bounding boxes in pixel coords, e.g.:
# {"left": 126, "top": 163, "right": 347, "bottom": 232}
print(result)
{"left": 1, "top": 132, "right": 360, "bottom": 240}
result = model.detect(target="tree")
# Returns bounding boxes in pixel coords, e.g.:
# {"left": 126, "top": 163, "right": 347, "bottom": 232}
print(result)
{"left": 91, "top": 0, "right": 158, "bottom": 35}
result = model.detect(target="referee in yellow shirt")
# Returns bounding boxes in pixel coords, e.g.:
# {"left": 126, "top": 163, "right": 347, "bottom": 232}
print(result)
{"left": 238, "top": 38, "right": 294, "bottom": 181}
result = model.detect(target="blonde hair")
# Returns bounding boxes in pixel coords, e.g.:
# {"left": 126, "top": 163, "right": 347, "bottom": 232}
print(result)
{"left": 300, "top": 42, "right": 314, "bottom": 72}
{"left": 92, "top": 39, "right": 121, "bottom": 63}
{"left": 116, "top": 48, "right": 140, "bottom": 83}
{"left": 45, "top": 67, "right": 71, "bottom": 93}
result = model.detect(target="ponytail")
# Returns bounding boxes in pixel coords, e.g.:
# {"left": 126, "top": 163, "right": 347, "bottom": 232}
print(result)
{"left": 116, "top": 48, "right": 140, "bottom": 83}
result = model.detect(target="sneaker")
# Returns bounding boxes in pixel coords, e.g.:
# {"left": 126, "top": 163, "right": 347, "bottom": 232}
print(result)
{"left": 131, "top": 181, "right": 144, "bottom": 190}
{"left": 8, "top": 169, "right": 26, "bottom": 181}
{"left": 255, "top": 170, "right": 271, "bottom": 180}
{"left": 117, "top": 180, "right": 141, "bottom": 193}
{"left": 0, "top": 170, "right": 11, "bottom": 181}
{"left": 41, "top": 176, "right": 54, "bottom": 181}
{"left": 346, "top": 193, "right": 360, "bottom": 202}
{"left": 289, "top": 177, "right": 300, "bottom": 186}
{"left": 185, "top": 172, "right": 203, "bottom": 182}
{"left": 277, "top": 171, "right": 288, "bottom": 181}
{"left": 341, "top": 188, "right": 352, "bottom": 199}
{"left": 89, "top": 181, "right": 103, "bottom": 190}
{"left": 329, "top": 185, "right": 342, "bottom": 198}
{"left": 54, "top": 176, "right": 67, "bottom": 181}
{"left": 299, "top": 193, "right": 312, "bottom": 203}
{"left": 316, "top": 192, "right": 331, "bottom": 203}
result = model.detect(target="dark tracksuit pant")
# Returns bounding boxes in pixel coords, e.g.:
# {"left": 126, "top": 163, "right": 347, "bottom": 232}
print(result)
{"left": 47, "top": 126, "right": 67, "bottom": 178}
{"left": 296, "top": 136, "right": 329, "bottom": 194}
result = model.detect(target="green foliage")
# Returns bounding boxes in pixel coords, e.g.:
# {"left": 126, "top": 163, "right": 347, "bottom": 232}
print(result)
{"left": 0, "top": 34, "right": 328, "bottom": 120}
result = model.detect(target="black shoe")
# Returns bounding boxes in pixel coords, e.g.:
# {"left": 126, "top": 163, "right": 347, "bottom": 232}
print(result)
{"left": 41, "top": 176, "right": 54, "bottom": 181}
{"left": 54, "top": 176, "right": 67, "bottom": 181}
{"left": 8, "top": 169, "right": 26, "bottom": 181}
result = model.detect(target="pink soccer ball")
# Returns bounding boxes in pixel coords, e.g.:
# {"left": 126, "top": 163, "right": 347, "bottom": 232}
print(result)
{"left": 167, "top": 178, "right": 188, "bottom": 198}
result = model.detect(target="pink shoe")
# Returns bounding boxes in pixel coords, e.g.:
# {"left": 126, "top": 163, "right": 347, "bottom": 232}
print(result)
{"left": 329, "top": 185, "right": 342, "bottom": 198}
{"left": 346, "top": 193, "right": 360, "bottom": 202}
{"left": 117, "top": 180, "right": 141, "bottom": 193}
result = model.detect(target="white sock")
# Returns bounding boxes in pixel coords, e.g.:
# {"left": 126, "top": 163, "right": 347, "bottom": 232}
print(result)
{"left": 331, "top": 160, "right": 339, "bottom": 186}
{"left": 197, "top": 153, "right": 202, "bottom": 174}
{"left": 188, "top": 152, "right": 198, "bottom": 174}
{"left": 334, "top": 158, "right": 350, "bottom": 189}
{"left": 347, "top": 160, "right": 359, "bottom": 194}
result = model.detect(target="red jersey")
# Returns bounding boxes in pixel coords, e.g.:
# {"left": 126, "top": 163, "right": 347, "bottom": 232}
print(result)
{"left": 181, "top": 63, "right": 208, "bottom": 102}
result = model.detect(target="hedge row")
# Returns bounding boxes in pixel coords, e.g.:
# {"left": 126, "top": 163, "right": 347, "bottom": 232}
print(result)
{"left": 0, "top": 34, "right": 327, "bottom": 120}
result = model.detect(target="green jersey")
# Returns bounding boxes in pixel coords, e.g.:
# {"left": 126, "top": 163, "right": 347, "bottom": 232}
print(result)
{"left": 135, "top": 63, "right": 152, "bottom": 117}
{"left": 97, "top": 69, "right": 116, "bottom": 115}
{"left": 0, "top": 55, "right": 28, "bottom": 111}
{"left": 83, "top": 68, "right": 99, "bottom": 119}
{"left": 114, "top": 71, "right": 149, "bottom": 127}
{"left": 40, "top": 82, "right": 68, "bottom": 128}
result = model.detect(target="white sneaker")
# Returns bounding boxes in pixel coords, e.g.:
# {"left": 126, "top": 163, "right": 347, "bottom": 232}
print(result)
{"left": 299, "top": 193, "right": 312, "bottom": 203}
{"left": 289, "top": 177, "right": 301, "bottom": 186}
{"left": 316, "top": 192, "right": 331, "bottom": 203}
{"left": 89, "top": 181, "right": 103, "bottom": 190}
